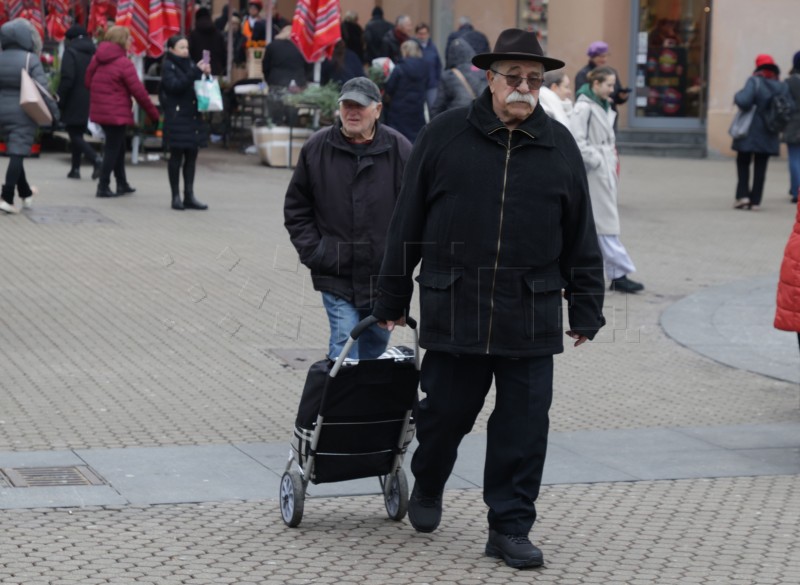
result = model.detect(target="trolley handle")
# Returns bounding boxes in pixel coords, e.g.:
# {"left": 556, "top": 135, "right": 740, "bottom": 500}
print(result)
{"left": 350, "top": 315, "right": 417, "bottom": 340}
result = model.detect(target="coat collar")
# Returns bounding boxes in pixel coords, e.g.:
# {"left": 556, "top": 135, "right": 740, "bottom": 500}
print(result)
{"left": 328, "top": 119, "right": 394, "bottom": 156}
{"left": 467, "top": 88, "right": 555, "bottom": 147}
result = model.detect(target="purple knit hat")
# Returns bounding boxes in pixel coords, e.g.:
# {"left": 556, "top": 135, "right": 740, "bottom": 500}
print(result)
{"left": 587, "top": 41, "right": 609, "bottom": 58}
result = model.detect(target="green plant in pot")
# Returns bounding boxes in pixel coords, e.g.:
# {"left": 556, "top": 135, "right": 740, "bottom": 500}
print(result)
{"left": 283, "top": 82, "right": 341, "bottom": 126}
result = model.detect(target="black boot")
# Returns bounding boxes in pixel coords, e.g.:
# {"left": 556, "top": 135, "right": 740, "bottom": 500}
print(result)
{"left": 67, "top": 169, "right": 80, "bottom": 179}
{"left": 96, "top": 184, "right": 117, "bottom": 198}
{"left": 183, "top": 192, "right": 208, "bottom": 210}
{"left": 171, "top": 193, "right": 184, "bottom": 210}
{"left": 91, "top": 157, "right": 102, "bottom": 180}
{"left": 117, "top": 183, "right": 136, "bottom": 195}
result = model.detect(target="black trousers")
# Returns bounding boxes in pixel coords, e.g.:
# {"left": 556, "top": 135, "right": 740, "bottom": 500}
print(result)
{"left": 66, "top": 124, "right": 99, "bottom": 170}
{"left": 2, "top": 155, "right": 32, "bottom": 203}
{"left": 99, "top": 124, "right": 128, "bottom": 188}
{"left": 411, "top": 351, "right": 554, "bottom": 535}
{"left": 168, "top": 147, "right": 198, "bottom": 196}
{"left": 736, "top": 151, "right": 770, "bottom": 205}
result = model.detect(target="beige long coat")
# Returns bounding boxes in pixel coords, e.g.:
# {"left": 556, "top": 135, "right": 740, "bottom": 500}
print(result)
{"left": 570, "top": 94, "right": 619, "bottom": 235}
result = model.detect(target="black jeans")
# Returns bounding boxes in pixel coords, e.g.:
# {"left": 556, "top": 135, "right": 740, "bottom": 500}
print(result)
{"left": 2, "top": 155, "right": 32, "bottom": 204}
{"left": 168, "top": 148, "right": 198, "bottom": 196}
{"left": 66, "top": 124, "right": 99, "bottom": 171}
{"left": 410, "top": 351, "right": 554, "bottom": 535}
{"left": 99, "top": 124, "right": 128, "bottom": 188}
{"left": 736, "top": 151, "right": 770, "bottom": 205}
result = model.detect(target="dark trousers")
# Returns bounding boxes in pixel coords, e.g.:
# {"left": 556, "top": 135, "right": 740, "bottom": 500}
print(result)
{"left": 168, "top": 148, "right": 198, "bottom": 196}
{"left": 66, "top": 124, "right": 99, "bottom": 170}
{"left": 736, "top": 151, "right": 770, "bottom": 205}
{"left": 2, "top": 155, "right": 32, "bottom": 204}
{"left": 411, "top": 351, "right": 554, "bottom": 535}
{"left": 99, "top": 124, "right": 128, "bottom": 189}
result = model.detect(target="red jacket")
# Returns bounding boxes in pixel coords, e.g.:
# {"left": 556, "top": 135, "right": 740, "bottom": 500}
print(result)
{"left": 775, "top": 202, "right": 800, "bottom": 332}
{"left": 85, "top": 41, "right": 159, "bottom": 125}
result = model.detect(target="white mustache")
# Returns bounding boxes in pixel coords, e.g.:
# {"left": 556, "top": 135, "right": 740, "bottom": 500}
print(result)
{"left": 506, "top": 91, "right": 537, "bottom": 107}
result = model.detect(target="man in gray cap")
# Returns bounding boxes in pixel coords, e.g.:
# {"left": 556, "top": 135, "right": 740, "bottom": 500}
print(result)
{"left": 373, "top": 29, "right": 606, "bottom": 569}
{"left": 284, "top": 78, "right": 412, "bottom": 360}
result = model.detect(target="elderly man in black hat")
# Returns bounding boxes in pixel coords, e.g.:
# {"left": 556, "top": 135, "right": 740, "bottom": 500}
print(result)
{"left": 373, "top": 29, "right": 606, "bottom": 569}
{"left": 284, "top": 78, "right": 412, "bottom": 361}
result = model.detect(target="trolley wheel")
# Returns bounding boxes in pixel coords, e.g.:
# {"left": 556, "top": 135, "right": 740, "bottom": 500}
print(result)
{"left": 383, "top": 469, "right": 409, "bottom": 521}
{"left": 280, "top": 470, "right": 305, "bottom": 527}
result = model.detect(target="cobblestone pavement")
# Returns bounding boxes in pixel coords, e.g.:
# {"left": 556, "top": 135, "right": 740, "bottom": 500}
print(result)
{"left": 0, "top": 147, "right": 798, "bottom": 583}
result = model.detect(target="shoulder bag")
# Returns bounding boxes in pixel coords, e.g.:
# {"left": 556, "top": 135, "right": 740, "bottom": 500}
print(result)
{"left": 20, "top": 53, "right": 54, "bottom": 125}
{"left": 451, "top": 67, "right": 477, "bottom": 99}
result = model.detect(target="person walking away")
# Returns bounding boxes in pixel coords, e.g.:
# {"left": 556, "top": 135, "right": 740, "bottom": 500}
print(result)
{"left": 363, "top": 6, "right": 393, "bottom": 63}
{"left": 415, "top": 23, "right": 442, "bottom": 112}
{"left": 774, "top": 199, "right": 800, "bottom": 351}
{"left": 732, "top": 54, "right": 792, "bottom": 210}
{"left": 189, "top": 8, "right": 227, "bottom": 77}
{"left": 381, "top": 15, "right": 413, "bottom": 64}
{"left": 262, "top": 26, "right": 312, "bottom": 91}
{"left": 160, "top": 35, "right": 210, "bottom": 211}
{"left": 384, "top": 40, "right": 428, "bottom": 143}
{"left": 429, "top": 38, "right": 486, "bottom": 118}
{"left": 575, "top": 42, "right": 629, "bottom": 128}
{"left": 782, "top": 51, "right": 800, "bottom": 203}
{"left": 321, "top": 40, "right": 363, "bottom": 86}
{"left": 445, "top": 16, "right": 490, "bottom": 56}
{"left": 86, "top": 25, "right": 160, "bottom": 198}
{"left": 372, "top": 29, "right": 606, "bottom": 569}
{"left": 284, "top": 77, "right": 412, "bottom": 361}
{"left": 538, "top": 69, "right": 573, "bottom": 127}
{"left": 58, "top": 25, "right": 101, "bottom": 181}
{"left": 341, "top": 11, "right": 365, "bottom": 65}
{"left": 0, "top": 18, "right": 58, "bottom": 214}
{"left": 571, "top": 67, "right": 644, "bottom": 294}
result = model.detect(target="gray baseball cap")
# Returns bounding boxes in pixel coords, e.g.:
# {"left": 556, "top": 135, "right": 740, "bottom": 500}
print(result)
{"left": 338, "top": 77, "right": 382, "bottom": 106}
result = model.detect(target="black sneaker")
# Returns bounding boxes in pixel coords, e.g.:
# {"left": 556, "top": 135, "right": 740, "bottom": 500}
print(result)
{"left": 485, "top": 529, "right": 544, "bottom": 569}
{"left": 609, "top": 275, "right": 645, "bottom": 293}
{"left": 408, "top": 483, "right": 442, "bottom": 533}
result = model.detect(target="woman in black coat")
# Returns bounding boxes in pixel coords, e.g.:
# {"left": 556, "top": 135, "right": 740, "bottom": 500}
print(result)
{"left": 58, "top": 25, "right": 101, "bottom": 180}
{"left": 160, "top": 35, "right": 210, "bottom": 211}
{"left": 384, "top": 40, "right": 429, "bottom": 143}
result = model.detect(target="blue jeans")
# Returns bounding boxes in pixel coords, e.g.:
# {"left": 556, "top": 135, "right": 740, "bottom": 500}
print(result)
{"left": 788, "top": 144, "right": 800, "bottom": 200}
{"left": 321, "top": 292, "right": 391, "bottom": 360}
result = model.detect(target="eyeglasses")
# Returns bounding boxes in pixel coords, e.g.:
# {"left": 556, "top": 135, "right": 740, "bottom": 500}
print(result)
{"left": 490, "top": 69, "right": 544, "bottom": 89}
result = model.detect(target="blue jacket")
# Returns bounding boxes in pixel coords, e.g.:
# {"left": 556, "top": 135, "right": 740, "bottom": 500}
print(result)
{"left": 385, "top": 57, "right": 428, "bottom": 143}
{"left": 420, "top": 40, "right": 442, "bottom": 90}
{"left": 733, "top": 73, "right": 791, "bottom": 155}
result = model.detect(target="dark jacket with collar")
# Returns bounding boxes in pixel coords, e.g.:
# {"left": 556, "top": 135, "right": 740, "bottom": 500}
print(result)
{"left": 58, "top": 35, "right": 95, "bottom": 126}
{"left": 284, "top": 121, "right": 413, "bottom": 308}
{"left": 160, "top": 52, "right": 207, "bottom": 150}
{"left": 733, "top": 73, "right": 791, "bottom": 155}
{"left": 374, "top": 89, "right": 606, "bottom": 357}
{"left": 782, "top": 72, "right": 800, "bottom": 145}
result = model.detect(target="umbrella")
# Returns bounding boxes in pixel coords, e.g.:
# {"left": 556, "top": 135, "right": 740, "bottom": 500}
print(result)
{"left": 290, "top": 0, "right": 341, "bottom": 64}
{"left": 115, "top": 0, "right": 149, "bottom": 55}
{"left": 45, "top": 0, "right": 71, "bottom": 42}
{"left": 147, "top": 0, "right": 181, "bottom": 58}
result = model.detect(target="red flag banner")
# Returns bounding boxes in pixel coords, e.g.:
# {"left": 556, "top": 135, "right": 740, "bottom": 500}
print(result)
{"left": 291, "top": 0, "right": 341, "bottom": 63}
{"left": 88, "top": 0, "right": 117, "bottom": 36}
{"left": 116, "top": 0, "right": 149, "bottom": 55}
{"left": 46, "top": 0, "right": 72, "bottom": 42}
{"left": 147, "top": 0, "right": 181, "bottom": 58}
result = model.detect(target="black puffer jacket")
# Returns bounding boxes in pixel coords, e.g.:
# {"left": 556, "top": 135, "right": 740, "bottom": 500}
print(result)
{"left": 374, "top": 89, "right": 606, "bottom": 357}
{"left": 782, "top": 72, "right": 800, "bottom": 145}
{"left": 160, "top": 52, "right": 207, "bottom": 150}
{"left": 58, "top": 35, "right": 95, "bottom": 126}
{"left": 284, "top": 121, "right": 413, "bottom": 308}
{"left": 385, "top": 56, "right": 428, "bottom": 143}
{"left": 430, "top": 38, "right": 487, "bottom": 118}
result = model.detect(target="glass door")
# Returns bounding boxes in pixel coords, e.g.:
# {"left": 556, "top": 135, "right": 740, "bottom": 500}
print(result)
{"left": 629, "top": 0, "right": 711, "bottom": 128}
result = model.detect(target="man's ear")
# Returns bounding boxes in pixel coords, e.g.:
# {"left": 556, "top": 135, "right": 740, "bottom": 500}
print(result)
{"left": 375, "top": 102, "right": 383, "bottom": 116}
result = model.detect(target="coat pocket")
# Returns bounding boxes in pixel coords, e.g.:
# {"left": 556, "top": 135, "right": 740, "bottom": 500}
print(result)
{"left": 307, "top": 237, "right": 340, "bottom": 275}
{"left": 521, "top": 273, "right": 566, "bottom": 340}
{"left": 416, "top": 270, "right": 462, "bottom": 336}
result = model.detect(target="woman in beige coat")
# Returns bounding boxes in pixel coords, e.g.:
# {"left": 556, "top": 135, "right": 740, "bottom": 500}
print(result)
{"left": 570, "top": 66, "right": 644, "bottom": 293}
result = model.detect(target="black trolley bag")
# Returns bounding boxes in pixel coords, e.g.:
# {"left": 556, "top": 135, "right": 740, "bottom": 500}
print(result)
{"left": 279, "top": 316, "right": 420, "bottom": 527}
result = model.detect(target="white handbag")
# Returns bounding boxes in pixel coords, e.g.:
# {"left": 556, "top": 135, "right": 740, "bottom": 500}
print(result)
{"left": 20, "top": 53, "right": 54, "bottom": 125}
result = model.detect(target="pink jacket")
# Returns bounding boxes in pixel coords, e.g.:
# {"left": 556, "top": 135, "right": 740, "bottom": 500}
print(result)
{"left": 85, "top": 41, "right": 159, "bottom": 125}
{"left": 775, "top": 202, "right": 800, "bottom": 332}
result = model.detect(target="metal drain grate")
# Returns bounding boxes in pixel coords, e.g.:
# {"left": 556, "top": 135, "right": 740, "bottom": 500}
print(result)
{"left": 25, "top": 206, "right": 115, "bottom": 225}
{"left": 0, "top": 466, "right": 106, "bottom": 488}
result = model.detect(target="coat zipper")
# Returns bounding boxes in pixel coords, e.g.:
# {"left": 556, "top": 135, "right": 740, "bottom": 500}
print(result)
{"left": 485, "top": 130, "right": 514, "bottom": 353}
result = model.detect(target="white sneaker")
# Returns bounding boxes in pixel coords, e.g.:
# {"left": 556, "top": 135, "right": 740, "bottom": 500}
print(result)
{"left": 21, "top": 197, "right": 32, "bottom": 209}
{"left": 0, "top": 200, "right": 19, "bottom": 214}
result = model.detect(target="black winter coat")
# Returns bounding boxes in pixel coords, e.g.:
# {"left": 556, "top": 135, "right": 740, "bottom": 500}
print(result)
{"left": 385, "top": 57, "right": 428, "bottom": 143}
{"left": 58, "top": 36, "right": 95, "bottom": 126}
{"left": 782, "top": 73, "right": 800, "bottom": 145}
{"left": 160, "top": 53, "right": 207, "bottom": 150}
{"left": 732, "top": 73, "right": 790, "bottom": 155}
{"left": 189, "top": 22, "right": 227, "bottom": 76}
{"left": 374, "top": 89, "right": 606, "bottom": 357}
{"left": 262, "top": 39, "right": 311, "bottom": 88}
{"left": 284, "top": 122, "right": 413, "bottom": 308}
{"left": 363, "top": 17, "right": 392, "bottom": 62}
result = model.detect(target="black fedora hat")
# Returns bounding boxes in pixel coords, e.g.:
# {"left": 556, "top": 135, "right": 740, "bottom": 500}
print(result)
{"left": 472, "top": 28, "right": 565, "bottom": 71}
